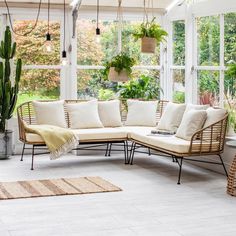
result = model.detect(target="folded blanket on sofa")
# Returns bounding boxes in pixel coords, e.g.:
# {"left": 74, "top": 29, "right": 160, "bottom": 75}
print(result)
{"left": 24, "top": 124, "right": 78, "bottom": 160}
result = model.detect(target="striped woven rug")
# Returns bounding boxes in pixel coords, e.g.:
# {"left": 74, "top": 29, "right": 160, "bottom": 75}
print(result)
{"left": 0, "top": 177, "right": 121, "bottom": 200}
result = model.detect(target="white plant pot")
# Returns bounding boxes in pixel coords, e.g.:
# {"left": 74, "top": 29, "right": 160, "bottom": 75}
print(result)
{"left": 141, "top": 37, "right": 156, "bottom": 53}
{"left": 0, "top": 130, "right": 13, "bottom": 159}
{"left": 108, "top": 67, "right": 129, "bottom": 82}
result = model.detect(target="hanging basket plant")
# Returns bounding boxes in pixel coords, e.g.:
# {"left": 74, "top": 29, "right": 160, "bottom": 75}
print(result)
{"left": 133, "top": 17, "right": 168, "bottom": 53}
{"left": 104, "top": 53, "right": 136, "bottom": 82}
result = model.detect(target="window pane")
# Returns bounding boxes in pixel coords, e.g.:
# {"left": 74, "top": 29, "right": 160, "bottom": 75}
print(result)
{"left": 14, "top": 20, "right": 60, "bottom": 65}
{"left": 197, "top": 70, "right": 219, "bottom": 106}
{"left": 77, "top": 20, "right": 118, "bottom": 65}
{"left": 224, "top": 12, "right": 236, "bottom": 64}
{"left": 77, "top": 69, "right": 161, "bottom": 100}
{"left": 122, "top": 22, "right": 160, "bottom": 66}
{"left": 17, "top": 69, "right": 60, "bottom": 107}
{"left": 197, "top": 16, "right": 220, "bottom": 66}
{"left": 172, "top": 69, "right": 185, "bottom": 103}
{"left": 173, "top": 20, "right": 185, "bottom": 65}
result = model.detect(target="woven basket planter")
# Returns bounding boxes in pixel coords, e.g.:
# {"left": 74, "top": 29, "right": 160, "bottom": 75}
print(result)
{"left": 227, "top": 155, "right": 236, "bottom": 196}
{"left": 141, "top": 37, "right": 156, "bottom": 53}
{"left": 108, "top": 67, "right": 129, "bottom": 82}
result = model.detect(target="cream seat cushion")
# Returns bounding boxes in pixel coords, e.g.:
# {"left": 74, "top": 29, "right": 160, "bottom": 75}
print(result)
{"left": 32, "top": 100, "right": 67, "bottom": 128}
{"left": 117, "top": 126, "right": 154, "bottom": 138}
{"left": 25, "top": 128, "right": 127, "bottom": 143}
{"left": 130, "top": 132, "right": 191, "bottom": 153}
{"left": 98, "top": 100, "right": 122, "bottom": 127}
{"left": 157, "top": 102, "right": 186, "bottom": 132}
{"left": 125, "top": 100, "right": 158, "bottom": 126}
{"left": 175, "top": 110, "right": 207, "bottom": 141}
{"left": 65, "top": 100, "right": 103, "bottom": 129}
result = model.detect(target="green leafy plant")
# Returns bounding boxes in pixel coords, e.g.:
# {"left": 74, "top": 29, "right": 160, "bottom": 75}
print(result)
{"left": 103, "top": 53, "right": 136, "bottom": 79}
{"left": 98, "top": 88, "right": 116, "bottom": 100}
{"left": 173, "top": 91, "right": 185, "bottom": 103}
{"left": 0, "top": 26, "right": 22, "bottom": 132}
{"left": 226, "top": 63, "right": 236, "bottom": 79}
{"left": 118, "top": 75, "right": 163, "bottom": 100}
{"left": 132, "top": 17, "right": 168, "bottom": 44}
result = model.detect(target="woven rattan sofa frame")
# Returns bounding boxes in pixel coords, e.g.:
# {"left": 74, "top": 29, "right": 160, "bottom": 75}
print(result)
{"left": 128, "top": 114, "right": 229, "bottom": 184}
{"left": 17, "top": 99, "right": 168, "bottom": 170}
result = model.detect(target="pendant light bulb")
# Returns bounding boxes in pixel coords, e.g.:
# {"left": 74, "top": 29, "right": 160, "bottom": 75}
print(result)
{"left": 61, "top": 50, "right": 68, "bottom": 66}
{"left": 95, "top": 27, "right": 101, "bottom": 43}
{"left": 44, "top": 33, "right": 53, "bottom": 53}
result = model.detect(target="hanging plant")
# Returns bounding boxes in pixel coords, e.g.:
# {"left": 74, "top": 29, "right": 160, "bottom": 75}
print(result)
{"left": 103, "top": 53, "right": 136, "bottom": 82}
{"left": 132, "top": 17, "right": 168, "bottom": 53}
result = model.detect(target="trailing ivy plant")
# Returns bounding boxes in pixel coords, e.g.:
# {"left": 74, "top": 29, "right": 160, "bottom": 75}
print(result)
{"left": 103, "top": 53, "right": 136, "bottom": 79}
{"left": 132, "top": 17, "right": 168, "bottom": 44}
{"left": 117, "top": 75, "right": 163, "bottom": 100}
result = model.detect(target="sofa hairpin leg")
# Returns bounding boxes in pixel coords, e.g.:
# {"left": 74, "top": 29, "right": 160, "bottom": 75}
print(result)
{"left": 20, "top": 143, "right": 25, "bottom": 161}
{"left": 218, "top": 154, "right": 228, "bottom": 177}
{"left": 177, "top": 157, "right": 183, "bottom": 185}
{"left": 31, "top": 145, "right": 35, "bottom": 170}
{"left": 108, "top": 143, "right": 112, "bottom": 156}
{"left": 130, "top": 143, "right": 136, "bottom": 165}
{"left": 148, "top": 148, "right": 151, "bottom": 156}
{"left": 123, "top": 141, "right": 128, "bottom": 164}
{"left": 105, "top": 143, "right": 109, "bottom": 156}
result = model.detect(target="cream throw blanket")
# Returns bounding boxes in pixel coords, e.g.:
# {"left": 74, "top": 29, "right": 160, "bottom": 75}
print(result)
{"left": 24, "top": 124, "right": 78, "bottom": 160}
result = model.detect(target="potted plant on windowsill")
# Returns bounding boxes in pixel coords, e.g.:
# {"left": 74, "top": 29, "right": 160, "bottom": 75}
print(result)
{"left": 104, "top": 53, "right": 136, "bottom": 82}
{"left": 0, "top": 26, "right": 22, "bottom": 159}
{"left": 132, "top": 17, "right": 168, "bottom": 53}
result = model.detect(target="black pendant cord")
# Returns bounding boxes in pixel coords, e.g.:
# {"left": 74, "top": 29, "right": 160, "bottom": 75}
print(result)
{"left": 47, "top": 0, "right": 50, "bottom": 34}
{"left": 96, "top": 0, "right": 99, "bottom": 30}
{"left": 4, "top": 0, "right": 42, "bottom": 36}
{"left": 63, "top": 0, "right": 66, "bottom": 51}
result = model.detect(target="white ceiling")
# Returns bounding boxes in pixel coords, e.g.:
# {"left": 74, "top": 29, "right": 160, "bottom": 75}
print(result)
{"left": 0, "top": 0, "right": 175, "bottom": 9}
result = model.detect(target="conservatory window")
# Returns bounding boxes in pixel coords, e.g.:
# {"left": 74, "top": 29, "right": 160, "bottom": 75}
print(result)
{"left": 77, "top": 18, "right": 161, "bottom": 100}
{"left": 171, "top": 20, "right": 185, "bottom": 103}
{"left": 14, "top": 20, "right": 61, "bottom": 107}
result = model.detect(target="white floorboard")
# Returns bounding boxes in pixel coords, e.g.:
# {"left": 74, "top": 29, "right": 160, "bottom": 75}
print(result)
{"left": 0, "top": 151, "right": 235, "bottom": 236}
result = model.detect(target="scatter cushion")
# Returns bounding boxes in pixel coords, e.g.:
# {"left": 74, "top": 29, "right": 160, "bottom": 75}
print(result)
{"left": 32, "top": 100, "right": 67, "bottom": 128}
{"left": 185, "top": 104, "right": 209, "bottom": 113}
{"left": 175, "top": 110, "right": 207, "bottom": 141}
{"left": 98, "top": 100, "right": 122, "bottom": 127}
{"left": 125, "top": 100, "right": 158, "bottom": 126}
{"left": 204, "top": 107, "right": 227, "bottom": 128}
{"left": 157, "top": 102, "right": 186, "bottom": 132}
{"left": 65, "top": 100, "right": 103, "bottom": 129}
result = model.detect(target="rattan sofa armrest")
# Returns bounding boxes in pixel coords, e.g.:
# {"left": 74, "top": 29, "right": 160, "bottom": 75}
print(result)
{"left": 188, "top": 114, "right": 228, "bottom": 155}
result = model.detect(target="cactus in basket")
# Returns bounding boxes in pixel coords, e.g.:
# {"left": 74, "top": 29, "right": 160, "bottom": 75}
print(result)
{"left": 0, "top": 26, "right": 22, "bottom": 133}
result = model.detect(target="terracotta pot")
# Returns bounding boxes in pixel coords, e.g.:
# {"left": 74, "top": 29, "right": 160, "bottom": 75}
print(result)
{"left": 141, "top": 37, "right": 156, "bottom": 53}
{"left": 108, "top": 67, "right": 129, "bottom": 82}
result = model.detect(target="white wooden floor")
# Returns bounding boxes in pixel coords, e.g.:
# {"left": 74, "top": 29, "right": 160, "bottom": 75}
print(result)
{"left": 0, "top": 150, "right": 236, "bottom": 236}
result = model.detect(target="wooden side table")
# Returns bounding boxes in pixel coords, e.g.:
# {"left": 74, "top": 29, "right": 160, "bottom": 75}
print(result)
{"left": 226, "top": 140, "right": 236, "bottom": 196}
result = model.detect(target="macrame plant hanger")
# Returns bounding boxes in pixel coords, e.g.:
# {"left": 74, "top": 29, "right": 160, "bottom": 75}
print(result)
{"left": 117, "top": 0, "right": 123, "bottom": 54}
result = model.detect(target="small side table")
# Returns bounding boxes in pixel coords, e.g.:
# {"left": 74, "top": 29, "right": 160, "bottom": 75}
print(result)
{"left": 226, "top": 140, "right": 236, "bottom": 196}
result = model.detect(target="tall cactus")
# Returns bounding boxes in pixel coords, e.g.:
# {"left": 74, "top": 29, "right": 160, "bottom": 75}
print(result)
{"left": 0, "top": 26, "right": 22, "bottom": 133}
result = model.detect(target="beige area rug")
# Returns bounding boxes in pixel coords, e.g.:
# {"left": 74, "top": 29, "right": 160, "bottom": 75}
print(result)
{"left": 0, "top": 177, "right": 121, "bottom": 200}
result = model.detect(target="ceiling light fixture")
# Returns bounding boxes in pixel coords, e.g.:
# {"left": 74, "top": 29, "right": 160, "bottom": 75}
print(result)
{"left": 61, "top": 0, "right": 68, "bottom": 66}
{"left": 44, "top": 0, "right": 53, "bottom": 53}
{"left": 4, "top": 0, "right": 42, "bottom": 36}
{"left": 95, "top": 0, "right": 101, "bottom": 43}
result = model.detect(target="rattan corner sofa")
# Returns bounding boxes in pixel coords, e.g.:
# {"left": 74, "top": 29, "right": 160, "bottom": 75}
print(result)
{"left": 17, "top": 99, "right": 228, "bottom": 184}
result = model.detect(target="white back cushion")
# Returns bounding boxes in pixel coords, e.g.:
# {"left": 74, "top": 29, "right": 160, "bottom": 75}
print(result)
{"left": 125, "top": 100, "right": 157, "bottom": 126}
{"left": 185, "top": 104, "right": 209, "bottom": 113}
{"left": 98, "top": 100, "right": 122, "bottom": 127}
{"left": 32, "top": 100, "right": 67, "bottom": 128}
{"left": 175, "top": 110, "right": 207, "bottom": 141}
{"left": 204, "top": 107, "right": 226, "bottom": 128}
{"left": 157, "top": 102, "right": 186, "bottom": 132}
{"left": 66, "top": 100, "right": 103, "bottom": 129}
